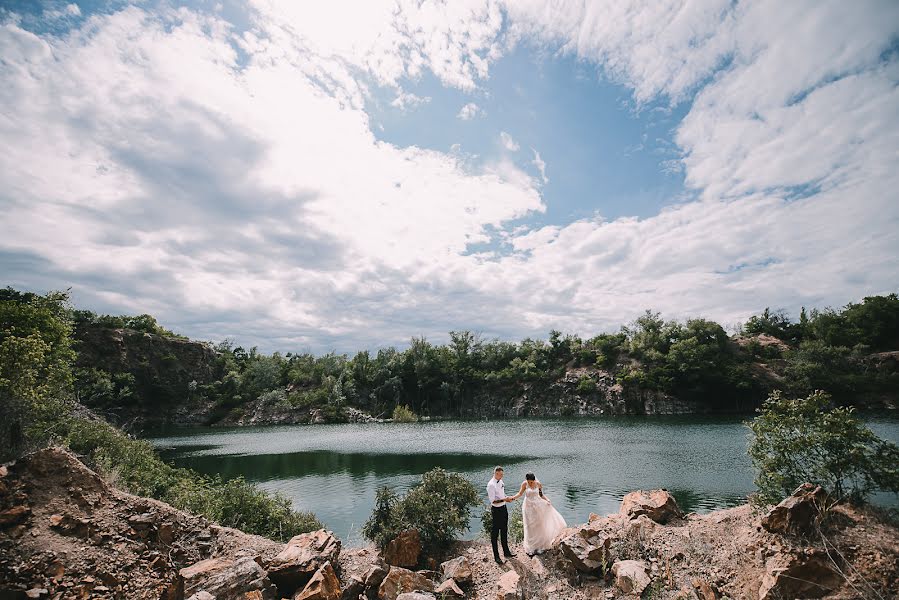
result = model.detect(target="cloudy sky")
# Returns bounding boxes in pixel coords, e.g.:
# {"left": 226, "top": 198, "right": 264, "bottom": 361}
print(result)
{"left": 2, "top": 1, "right": 898, "bottom": 353}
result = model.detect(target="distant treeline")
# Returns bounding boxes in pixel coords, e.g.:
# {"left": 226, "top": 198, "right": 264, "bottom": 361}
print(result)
{"left": 55, "top": 288, "right": 899, "bottom": 419}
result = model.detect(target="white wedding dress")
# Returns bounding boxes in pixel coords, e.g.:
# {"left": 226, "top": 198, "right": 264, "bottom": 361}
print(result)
{"left": 522, "top": 484, "right": 567, "bottom": 554}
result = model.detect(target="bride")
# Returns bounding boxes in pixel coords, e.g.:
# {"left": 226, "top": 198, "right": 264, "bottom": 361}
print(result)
{"left": 511, "top": 473, "right": 567, "bottom": 555}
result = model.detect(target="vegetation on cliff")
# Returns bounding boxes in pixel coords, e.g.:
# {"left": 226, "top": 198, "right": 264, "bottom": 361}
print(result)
{"left": 52, "top": 288, "right": 899, "bottom": 424}
{"left": 0, "top": 288, "right": 320, "bottom": 541}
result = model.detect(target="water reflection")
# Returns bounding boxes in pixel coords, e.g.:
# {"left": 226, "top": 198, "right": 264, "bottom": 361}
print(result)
{"left": 148, "top": 416, "right": 899, "bottom": 546}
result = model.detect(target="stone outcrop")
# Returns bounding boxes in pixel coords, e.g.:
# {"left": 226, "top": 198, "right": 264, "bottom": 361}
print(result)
{"left": 179, "top": 556, "right": 278, "bottom": 600}
{"left": 619, "top": 489, "right": 684, "bottom": 523}
{"left": 268, "top": 529, "right": 341, "bottom": 593}
{"left": 383, "top": 529, "right": 421, "bottom": 568}
{"left": 377, "top": 567, "right": 434, "bottom": 600}
{"left": 439, "top": 556, "right": 472, "bottom": 587}
{"left": 761, "top": 483, "right": 828, "bottom": 536}
{"left": 294, "top": 561, "right": 341, "bottom": 600}
{"left": 611, "top": 560, "right": 651, "bottom": 595}
{"left": 758, "top": 549, "right": 842, "bottom": 600}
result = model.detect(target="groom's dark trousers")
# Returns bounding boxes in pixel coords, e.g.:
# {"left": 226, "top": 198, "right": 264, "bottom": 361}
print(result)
{"left": 491, "top": 505, "right": 512, "bottom": 561}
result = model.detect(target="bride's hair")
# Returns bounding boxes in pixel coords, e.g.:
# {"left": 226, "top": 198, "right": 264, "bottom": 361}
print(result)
{"left": 525, "top": 473, "right": 535, "bottom": 481}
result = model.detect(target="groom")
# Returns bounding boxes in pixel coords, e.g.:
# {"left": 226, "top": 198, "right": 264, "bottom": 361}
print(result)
{"left": 486, "top": 466, "right": 516, "bottom": 564}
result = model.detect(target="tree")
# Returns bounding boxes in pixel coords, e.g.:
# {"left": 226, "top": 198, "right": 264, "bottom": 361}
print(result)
{"left": 747, "top": 390, "right": 899, "bottom": 504}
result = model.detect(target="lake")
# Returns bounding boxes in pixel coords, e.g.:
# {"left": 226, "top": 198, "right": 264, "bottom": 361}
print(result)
{"left": 148, "top": 415, "right": 899, "bottom": 546}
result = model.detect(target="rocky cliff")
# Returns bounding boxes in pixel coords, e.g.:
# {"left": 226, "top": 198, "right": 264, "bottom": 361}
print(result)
{"left": 2, "top": 448, "right": 897, "bottom": 599}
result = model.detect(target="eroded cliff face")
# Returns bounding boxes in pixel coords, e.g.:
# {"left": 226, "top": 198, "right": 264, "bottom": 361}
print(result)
{"left": 73, "top": 325, "right": 220, "bottom": 426}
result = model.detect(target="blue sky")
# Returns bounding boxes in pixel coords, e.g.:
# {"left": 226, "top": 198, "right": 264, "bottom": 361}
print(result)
{"left": 1, "top": 0, "right": 897, "bottom": 352}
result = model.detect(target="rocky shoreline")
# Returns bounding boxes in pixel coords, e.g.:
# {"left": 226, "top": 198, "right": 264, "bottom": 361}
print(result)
{"left": 3, "top": 448, "right": 898, "bottom": 599}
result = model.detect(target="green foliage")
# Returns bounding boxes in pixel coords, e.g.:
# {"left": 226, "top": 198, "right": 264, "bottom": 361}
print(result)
{"left": 747, "top": 390, "right": 899, "bottom": 504}
{"left": 72, "top": 309, "right": 185, "bottom": 338}
{"left": 64, "top": 417, "right": 322, "bottom": 540}
{"left": 576, "top": 376, "right": 597, "bottom": 394}
{"left": 363, "top": 468, "right": 481, "bottom": 558}
{"left": 392, "top": 404, "right": 418, "bottom": 423}
{"left": 0, "top": 287, "right": 322, "bottom": 541}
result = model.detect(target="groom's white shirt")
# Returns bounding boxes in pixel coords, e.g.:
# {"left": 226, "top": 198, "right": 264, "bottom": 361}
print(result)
{"left": 487, "top": 476, "right": 506, "bottom": 507}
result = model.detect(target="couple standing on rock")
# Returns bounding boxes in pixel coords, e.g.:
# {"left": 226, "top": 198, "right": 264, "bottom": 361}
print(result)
{"left": 487, "top": 466, "right": 567, "bottom": 564}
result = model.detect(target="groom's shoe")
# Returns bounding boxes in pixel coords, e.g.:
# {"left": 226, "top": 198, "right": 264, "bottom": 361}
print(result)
{"left": 494, "top": 557, "right": 504, "bottom": 565}
{"left": 504, "top": 552, "right": 516, "bottom": 559}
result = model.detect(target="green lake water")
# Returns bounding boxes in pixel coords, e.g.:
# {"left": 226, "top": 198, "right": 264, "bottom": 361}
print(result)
{"left": 147, "top": 415, "right": 899, "bottom": 546}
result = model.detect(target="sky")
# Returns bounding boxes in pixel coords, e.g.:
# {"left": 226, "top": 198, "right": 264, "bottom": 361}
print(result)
{"left": 1, "top": 0, "right": 898, "bottom": 353}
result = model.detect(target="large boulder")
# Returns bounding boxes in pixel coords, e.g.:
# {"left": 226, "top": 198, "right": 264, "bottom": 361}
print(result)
{"left": 295, "top": 562, "right": 341, "bottom": 600}
{"left": 759, "top": 549, "right": 841, "bottom": 599}
{"left": 611, "top": 560, "right": 651, "bottom": 595}
{"left": 557, "top": 523, "right": 614, "bottom": 574}
{"left": 268, "top": 530, "right": 341, "bottom": 593}
{"left": 761, "top": 483, "right": 828, "bottom": 536}
{"left": 179, "top": 556, "right": 278, "bottom": 600}
{"left": 495, "top": 570, "right": 520, "bottom": 600}
{"left": 619, "top": 490, "right": 684, "bottom": 524}
{"left": 439, "top": 556, "right": 472, "bottom": 587}
{"left": 377, "top": 567, "right": 434, "bottom": 600}
{"left": 383, "top": 530, "right": 421, "bottom": 568}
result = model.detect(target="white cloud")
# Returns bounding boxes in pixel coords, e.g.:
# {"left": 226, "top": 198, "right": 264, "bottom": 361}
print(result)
{"left": 457, "top": 102, "right": 483, "bottom": 120}
{"left": 531, "top": 148, "right": 548, "bottom": 184}
{"left": 1, "top": 1, "right": 897, "bottom": 351}
{"left": 499, "top": 131, "right": 519, "bottom": 152}
{"left": 390, "top": 91, "right": 431, "bottom": 111}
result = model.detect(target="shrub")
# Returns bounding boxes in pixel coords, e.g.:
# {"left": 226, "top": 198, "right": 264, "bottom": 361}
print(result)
{"left": 392, "top": 404, "right": 417, "bottom": 423}
{"left": 747, "top": 390, "right": 899, "bottom": 504}
{"left": 65, "top": 416, "right": 322, "bottom": 541}
{"left": 363, "top": 468, "right": 480, "bottom": 558}
{"left": 576, "top": 376, "right": 596, "bottom": 394}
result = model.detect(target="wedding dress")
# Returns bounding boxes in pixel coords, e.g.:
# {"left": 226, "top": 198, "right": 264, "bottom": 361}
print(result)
{"left": 522, "top": 483, "right": 567, "bottom": 554}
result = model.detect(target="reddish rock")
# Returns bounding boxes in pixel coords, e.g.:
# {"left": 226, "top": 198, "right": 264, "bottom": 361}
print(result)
{"left": 294, "top": 561, "right": 340, "bottom": 600}
{"left": 619, "top": 490, "right": 684, "bottom": 524}
{"left": 435, "top": 578, "right": 464, "bottom": 598}
{"left": 268, "top": 529, "right": 341, "bottom": 593}
{"left": 611, "top": 560, "right": 651, "bottom": 595}
{"left": 759, "top": 549, "right": 841, "bottom": 599}
{"left": 383, "top": 529, "right": 421, "bottom": 568}
{"left": 761, "top": 483, "right": 828, "bottom": 536}
{"left": 0, "top": 505, "right": 30, "bottom": 527}
{"left": 439, "top": 556, "right": 472, "bottom": 587}
{"left": 377, "top": 566, "right": 434, "bottom": 600}
{"left": 179, "top": 556, "right": 277, "bottom": 600}
{"left": 495, "top": 570, "right": 519, "bottom": 600}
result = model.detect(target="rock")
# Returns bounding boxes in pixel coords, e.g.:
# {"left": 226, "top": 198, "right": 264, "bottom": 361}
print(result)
{"left": 434, "top": 579, "right": 464, "bottom": 598}
{"left": 384, "top": 530, "right": 421, "bottom": 568}
{"left": 364, "top": 564, "right": 389, "bottom": 591}
{"left": 340, "top": 575, "right": 365, "bottom": 600}
{"left": 294, "top": 561, "right": 341, "bottom": 600}
{"left": 761, "top": 483, "right": 828, "bottom": 536}
{"left": 186, "top": 593, "right": 215, "bottom": 600}
{"left": 128, "top": 513, "right": 156, "bottom": 530}
{"left": 611, "top": 560, "right": 651, "bottom": 595}
{"left": 268, "top": 529, "right": 341, "bottom": 593}
{"left": 25, "top": 589, "right": 48, "bottom": 599}
{"left": 619, "top": 490, "right": 684, "bottom": 524}
{"left": 439, "top": 556, "right": 472, "bottom": 586}
{"left": 395, "top": 594, "right": 436, "bottom": 600}
{"left": 179, "top": 556, "right": 277, "bottom": 600}
{"left": 759, "top": 549, "right": 842, "bottom": 599}
{"left": 158, "top": 521, "right": 175, "bottom": 545}
{"left": 558, "top": 527, "right": 612, "bottom": 573}
{"left": 691, "top": 577, "right": 720, "bottom": 600}
{"left": 378, "top": 566, "right": 435, "bottom": 600}
{"left": 495, "top": 570, "right": 520, "bottom": 600}
{"left": 0, "top": 505, "right": 30, "bottom": 527}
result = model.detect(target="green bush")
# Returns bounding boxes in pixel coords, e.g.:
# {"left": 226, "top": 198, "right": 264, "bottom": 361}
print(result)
{"left": 576, "top": 376, "right": 596, "bottom": 393}
{"left": 747, "top": 390, "right": 899, "bottom": 504}
{"left": 363, "top": 468, "right": 480, "bottom": 559}
{"left": 392, "top": 404, "right": 417, "bottom": 423}
{"left": 64, "top": 416, "right": 322, "bottom": 541}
